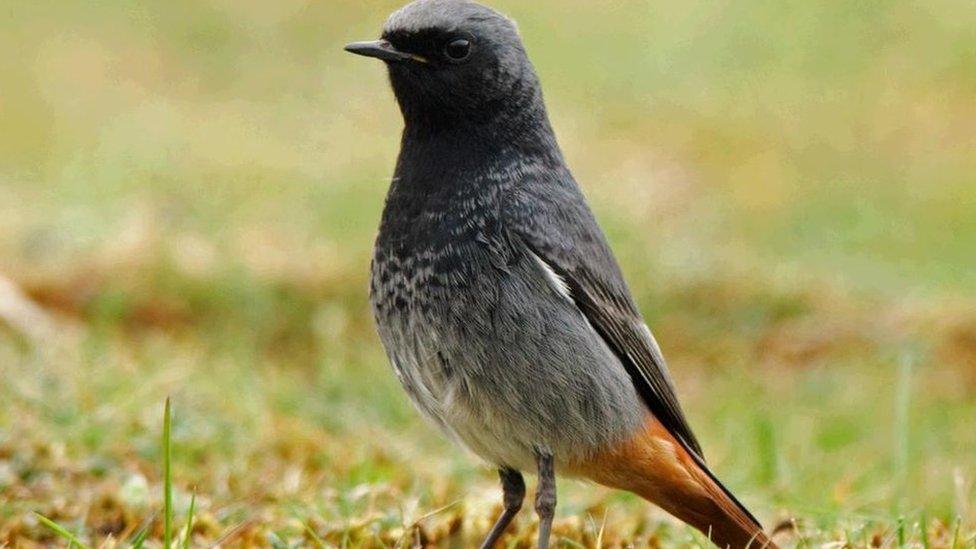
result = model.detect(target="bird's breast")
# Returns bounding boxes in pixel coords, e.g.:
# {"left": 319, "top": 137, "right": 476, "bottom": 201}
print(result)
{"left": 370, "top": 242, "right": 479, "bottom": 317}
{"left": 370, "top": 189, "right": 515, "bottom": 319}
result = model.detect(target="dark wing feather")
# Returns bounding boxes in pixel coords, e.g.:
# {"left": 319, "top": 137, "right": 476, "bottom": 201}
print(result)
{"left": 505, "top": 176, "right": 704, "bottom": 458}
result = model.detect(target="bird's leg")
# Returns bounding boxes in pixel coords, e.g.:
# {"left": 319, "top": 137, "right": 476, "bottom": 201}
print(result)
{"left": 479, "top": 467, "right": 526, "bottom": 549}
{"left": 534, "top": 450, "right": 556, "bottom": 548}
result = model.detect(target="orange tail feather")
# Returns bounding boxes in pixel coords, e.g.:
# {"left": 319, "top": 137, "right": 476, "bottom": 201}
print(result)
{"left": 571, "top": 416, "right": 776, "bottom": 549}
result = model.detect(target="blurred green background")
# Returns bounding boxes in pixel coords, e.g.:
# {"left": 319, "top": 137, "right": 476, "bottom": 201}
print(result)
{"left": 1, "top": 0, "right": 974, "bottom": 546}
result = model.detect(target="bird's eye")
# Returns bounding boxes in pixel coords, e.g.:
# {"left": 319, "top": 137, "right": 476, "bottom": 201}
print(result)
{"left": 444, "top": 38, "right": 472, "bottom": 61}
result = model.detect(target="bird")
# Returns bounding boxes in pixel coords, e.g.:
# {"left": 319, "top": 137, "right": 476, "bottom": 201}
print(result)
{"left": 346, "top": 1, "right": 776, "bottom": 547}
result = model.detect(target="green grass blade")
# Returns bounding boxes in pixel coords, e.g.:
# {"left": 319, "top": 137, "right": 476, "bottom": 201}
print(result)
{"left": 130, "top": 525, "right": 150, "bottom": 549}
{"left": 33, "top": 512, "right": 89, "bottom": 549}
{"left": 894, "top": 354, "right": 914, "bottom": 511}
{"left": 182, "top": 490, "right": 196, "bottom": 549}
{"left": 920, "top": 512, "right": 930, "bottom": 549}
{"left": 302, "top": 519, "right": 326, "bottom": 549}
{"left": 128, "top": 511, "right": 156, "bottom": 548}
{"left": 267, "top": 531, "right": 289, "bottom": 549}
{"left": 163, "top": 397, "right": 173, "bottom": 549}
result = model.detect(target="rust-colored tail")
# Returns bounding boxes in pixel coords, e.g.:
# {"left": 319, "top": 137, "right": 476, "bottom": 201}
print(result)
{"left": 571, "top": 416, "right": 776, "bottom": 548}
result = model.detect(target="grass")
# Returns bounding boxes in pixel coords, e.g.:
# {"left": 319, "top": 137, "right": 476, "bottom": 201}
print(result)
{"left": 164, "top": 397, "right": 173, "bottom": 548}
{"left": 1, "top": 0, "right": 975, "bottom": 546}
{"left": 183, "top": 491, "right": 197, "bottom": 549}
{"left": 32, "top": 398, "right": 196, "bottom": 548}
{"left": 33, "top": 513, "right": 88, "bottom": 549}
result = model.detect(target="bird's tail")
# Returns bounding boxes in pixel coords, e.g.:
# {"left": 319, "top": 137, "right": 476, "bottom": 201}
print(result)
{"left": 571, "top": 415, "right": 777, "bottom": 548}
{"left": 678, "top": 447, "right": 776, "bottom": 548}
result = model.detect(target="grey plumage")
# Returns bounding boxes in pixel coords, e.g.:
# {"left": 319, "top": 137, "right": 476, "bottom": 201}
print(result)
{"left": 349, "top": 1, "right": 771, "bottom": 547}
{"left": 368, "top": 0, "right": 688, "bottom": 473}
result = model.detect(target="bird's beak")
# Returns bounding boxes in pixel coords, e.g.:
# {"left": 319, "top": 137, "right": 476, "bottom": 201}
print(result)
{"left": 344, "top": 39, "right": 426, "bottom": 63}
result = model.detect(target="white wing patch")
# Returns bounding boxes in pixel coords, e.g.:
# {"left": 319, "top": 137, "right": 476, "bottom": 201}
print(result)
{"left": 528, "top": 249, "right": 573, "bottom": 302}
{"left": 640, "top": 322, "right": 667, "bottom": 362}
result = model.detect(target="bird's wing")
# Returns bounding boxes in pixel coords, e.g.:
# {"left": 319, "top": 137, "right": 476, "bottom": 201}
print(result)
{"left": 503, "top": 177, "right": 704, "bottom": 458}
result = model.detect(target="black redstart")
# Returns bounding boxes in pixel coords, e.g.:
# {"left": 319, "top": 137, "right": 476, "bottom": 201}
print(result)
{"left": 347, "top": 1, "right": 775, "bottom": 547}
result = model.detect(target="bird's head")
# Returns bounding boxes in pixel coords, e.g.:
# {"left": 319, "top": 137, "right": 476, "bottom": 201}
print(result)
{"left": 345, "top": 0, "right": 542, "bottom": 129}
